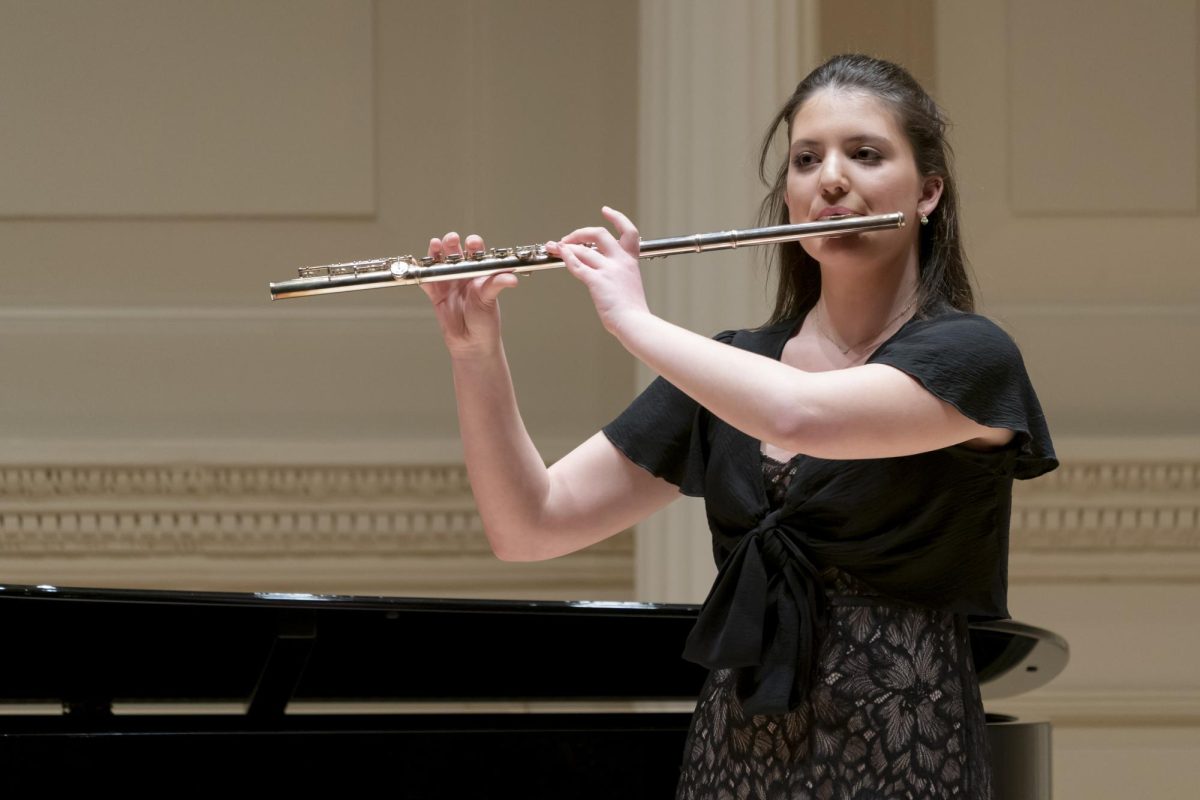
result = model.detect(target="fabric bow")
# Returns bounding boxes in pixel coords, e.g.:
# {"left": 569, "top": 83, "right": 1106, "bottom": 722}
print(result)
{"left": 681, "top": 509, "right": 828, "bottom": 715}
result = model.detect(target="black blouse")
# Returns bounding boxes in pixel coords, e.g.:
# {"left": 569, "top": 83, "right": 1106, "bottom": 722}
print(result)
{"left": 602, "top": 310, "right": 1057, "bottom": 715}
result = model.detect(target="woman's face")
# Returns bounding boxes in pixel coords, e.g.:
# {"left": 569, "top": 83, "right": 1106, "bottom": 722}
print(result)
{"left": 784, "top": 89, "right": 941, "bottom": 269}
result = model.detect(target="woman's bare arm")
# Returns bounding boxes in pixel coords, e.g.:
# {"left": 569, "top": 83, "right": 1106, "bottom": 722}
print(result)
{"left": 423, "top": 231, "right": 678, "bottom": 563}
{"left": 449, "top": 347, "right": 677, "bottom": 562}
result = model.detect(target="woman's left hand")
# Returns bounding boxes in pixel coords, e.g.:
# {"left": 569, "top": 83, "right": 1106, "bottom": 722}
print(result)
{"left": 545, "top": 206, "right": 650, "bottom": 337}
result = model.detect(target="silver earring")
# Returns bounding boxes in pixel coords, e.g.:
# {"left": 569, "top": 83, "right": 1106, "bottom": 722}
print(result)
{"left": 920, "top": 213, "right": 929, "bottom": 225}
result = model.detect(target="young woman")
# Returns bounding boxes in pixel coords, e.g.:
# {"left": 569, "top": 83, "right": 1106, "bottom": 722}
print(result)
{"left": 422, "top": 54, "right": 1056, "bottom": 799}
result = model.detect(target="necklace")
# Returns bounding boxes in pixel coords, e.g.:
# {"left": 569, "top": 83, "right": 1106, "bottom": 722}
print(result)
{"left": 814, "top": 298, "right": 916, "bottom": 357}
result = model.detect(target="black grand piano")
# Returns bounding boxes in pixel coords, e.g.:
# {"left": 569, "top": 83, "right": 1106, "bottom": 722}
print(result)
{"left": 0, "top": 584, "right": 1065, "bottom": 797}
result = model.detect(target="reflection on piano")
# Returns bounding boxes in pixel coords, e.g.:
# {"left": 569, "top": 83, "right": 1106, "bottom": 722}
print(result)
{"left": 0, "top": 584, "right": 1065, "bottom": 797}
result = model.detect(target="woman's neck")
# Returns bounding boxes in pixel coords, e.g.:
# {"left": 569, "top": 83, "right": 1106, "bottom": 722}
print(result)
{"left": 813, "top": 257, "right": 919, "bottom": 355}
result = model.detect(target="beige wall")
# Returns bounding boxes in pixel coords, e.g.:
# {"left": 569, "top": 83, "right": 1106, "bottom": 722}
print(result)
{"left": 933, "top": 2, "right": 1199, "bottom": 798}
{"left": 0, "top": 0, "right": 639, "bottom": 597}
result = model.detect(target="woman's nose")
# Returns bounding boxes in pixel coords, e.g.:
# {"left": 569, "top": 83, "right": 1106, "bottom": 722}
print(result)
{"left": 818, "top": 155, "right": 849, "bottom": 194}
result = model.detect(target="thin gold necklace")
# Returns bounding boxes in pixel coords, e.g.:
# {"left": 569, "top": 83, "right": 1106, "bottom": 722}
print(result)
{"left": 814, "top": 298, "right": 916, "bottom": 356}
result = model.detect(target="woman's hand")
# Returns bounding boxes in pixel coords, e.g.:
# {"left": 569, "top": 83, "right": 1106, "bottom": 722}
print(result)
{"left": 545, "top": 206, "right": 651, "bottom": 337}
{"left": 420, "top": 231, "right": 519, "bottom": 360}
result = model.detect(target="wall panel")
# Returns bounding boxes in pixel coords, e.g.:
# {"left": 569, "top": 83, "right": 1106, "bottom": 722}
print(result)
{"left": 0, "top": 0, "right": 374, "bottom": 217}
{"left": 1008, "top": 0, "right": 1197, "bottom": 215}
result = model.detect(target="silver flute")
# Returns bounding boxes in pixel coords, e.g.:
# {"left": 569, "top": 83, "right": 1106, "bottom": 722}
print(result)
{"left": 268, "top": 212, "right": 905, "bottom": 300}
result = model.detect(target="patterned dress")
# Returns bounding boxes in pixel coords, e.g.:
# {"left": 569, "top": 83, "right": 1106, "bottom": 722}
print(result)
{"left": 674, "top": 454, "right": 994, "bottom": 800}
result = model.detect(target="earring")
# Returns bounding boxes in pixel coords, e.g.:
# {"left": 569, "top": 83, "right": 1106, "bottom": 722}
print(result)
{"left": 920, "top": 213, "right": 929, "bottom": 225}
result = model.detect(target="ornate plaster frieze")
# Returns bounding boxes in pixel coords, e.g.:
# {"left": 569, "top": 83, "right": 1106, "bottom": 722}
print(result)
{"left": 1011, "top": 460, "right": 1200, "bottom": 552}
{"left": 1009, "top": 458, "right": 1200, "bottom": 582}
{"left": 0, "top": 463, "right": 473, "bottom": 501}
{"left": 3, "top": 458, "right": 1196, "bottom": 585}
{"left": 0, "top": 463, "right": 630, "bottom": 561}
{"left": 1015, "top": 460, "right": 1200, "bottom": 496}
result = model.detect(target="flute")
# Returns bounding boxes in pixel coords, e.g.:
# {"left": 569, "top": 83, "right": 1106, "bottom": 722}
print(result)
{"left": 268, "top": 212, "right": 905, "bottom": 300}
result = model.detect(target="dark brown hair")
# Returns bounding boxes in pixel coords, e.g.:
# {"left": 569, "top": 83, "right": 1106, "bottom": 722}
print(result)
{"left": 758, "top": 54, "right": 974, "bottom": 324}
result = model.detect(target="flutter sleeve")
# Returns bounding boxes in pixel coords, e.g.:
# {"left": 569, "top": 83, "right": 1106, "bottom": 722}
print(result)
{"left": 600, "top": 330, "right": 737, "bottom": 497}
{"left": 869, "top": 312, "right": 1058, "bottom": 479}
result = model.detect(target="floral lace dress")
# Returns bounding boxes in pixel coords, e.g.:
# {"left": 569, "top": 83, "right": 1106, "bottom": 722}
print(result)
{"left": 674, "top": 454, "right": 994, "bottom": 800}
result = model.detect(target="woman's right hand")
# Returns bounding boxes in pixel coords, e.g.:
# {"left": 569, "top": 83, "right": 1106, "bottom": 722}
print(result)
{"left": 420, "top": 231, "right": 520, "bottom": 359}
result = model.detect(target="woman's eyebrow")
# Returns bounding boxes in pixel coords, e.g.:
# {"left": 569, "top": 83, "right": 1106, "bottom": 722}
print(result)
{"left": 789, "top": 134, "right": 890, "bottom": 152}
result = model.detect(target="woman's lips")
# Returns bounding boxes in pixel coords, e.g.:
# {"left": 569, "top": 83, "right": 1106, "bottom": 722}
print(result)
{"left": 817, "top": 207, "right": 859, "bottom": 220}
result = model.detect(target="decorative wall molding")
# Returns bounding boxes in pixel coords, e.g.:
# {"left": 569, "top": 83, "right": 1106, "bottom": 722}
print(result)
{"left": 1013, "top": 511, "right": 1200, "bottom": 551}
{"left": 991, "top": 689, "right": 1200, "bottom": 727}
{"left": 1012, "top": 460, "right": 1200, "bottom": 550}
{"left": 0, "top": 517, "right": 490, "bottom": 558}
{"left": 2, "top": 456, "right": 1195, "bottom": 583}
{"left": 0, "top": 462, "right": 475, "bottom": 502}
{"left": 0, "top": 462, "right": 633, "bottom": 599}
{"left": 1009, "top": 458, "right": 1200, "bottom": 582}
{"left": 1020, "top": 459, "right": 1200, "bottom": 493}
{"left": 0, "top": 462, "right": 637, "bottom": 556}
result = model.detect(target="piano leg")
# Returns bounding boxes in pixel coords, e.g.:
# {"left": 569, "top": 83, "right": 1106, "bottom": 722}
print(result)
{"left": 987, "top": 713, "right": 1053, "bottom": 800}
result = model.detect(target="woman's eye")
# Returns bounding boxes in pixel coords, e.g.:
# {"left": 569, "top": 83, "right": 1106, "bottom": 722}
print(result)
{"left": 854, "top": 147, "right": 881, "bottom": 162}
{"left": 792, "top": 152, "right": 818, "bottom": 168}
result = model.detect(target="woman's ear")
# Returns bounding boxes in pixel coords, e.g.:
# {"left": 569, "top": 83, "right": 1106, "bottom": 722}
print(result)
{"left": 918, "top": 175, "right": 944, "bottom": 219}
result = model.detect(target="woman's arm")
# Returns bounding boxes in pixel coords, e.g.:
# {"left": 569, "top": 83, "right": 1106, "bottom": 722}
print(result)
{"left": 549, "top": 209, "right": 1013, "bottom": 461}
{"left": 423, "top": 232, "right": 679, "bottom": 563}
{"left": 601, "top": 318, "right": 1012, "bottom": 460}
{"left": 448, "top": 343, "right": 678, "bottom": 561}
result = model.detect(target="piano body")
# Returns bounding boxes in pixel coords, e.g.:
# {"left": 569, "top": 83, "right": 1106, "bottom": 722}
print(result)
{"left": 0, "top": 584, "right": 1065, "bottom": 797}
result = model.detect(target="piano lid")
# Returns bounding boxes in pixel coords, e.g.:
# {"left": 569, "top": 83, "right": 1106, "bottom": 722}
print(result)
{"left": 971, "top": 619, "right": 1069, "bottom": 700}
{"left": 0, "top": 584, "right": 1067, "bottom": 709}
